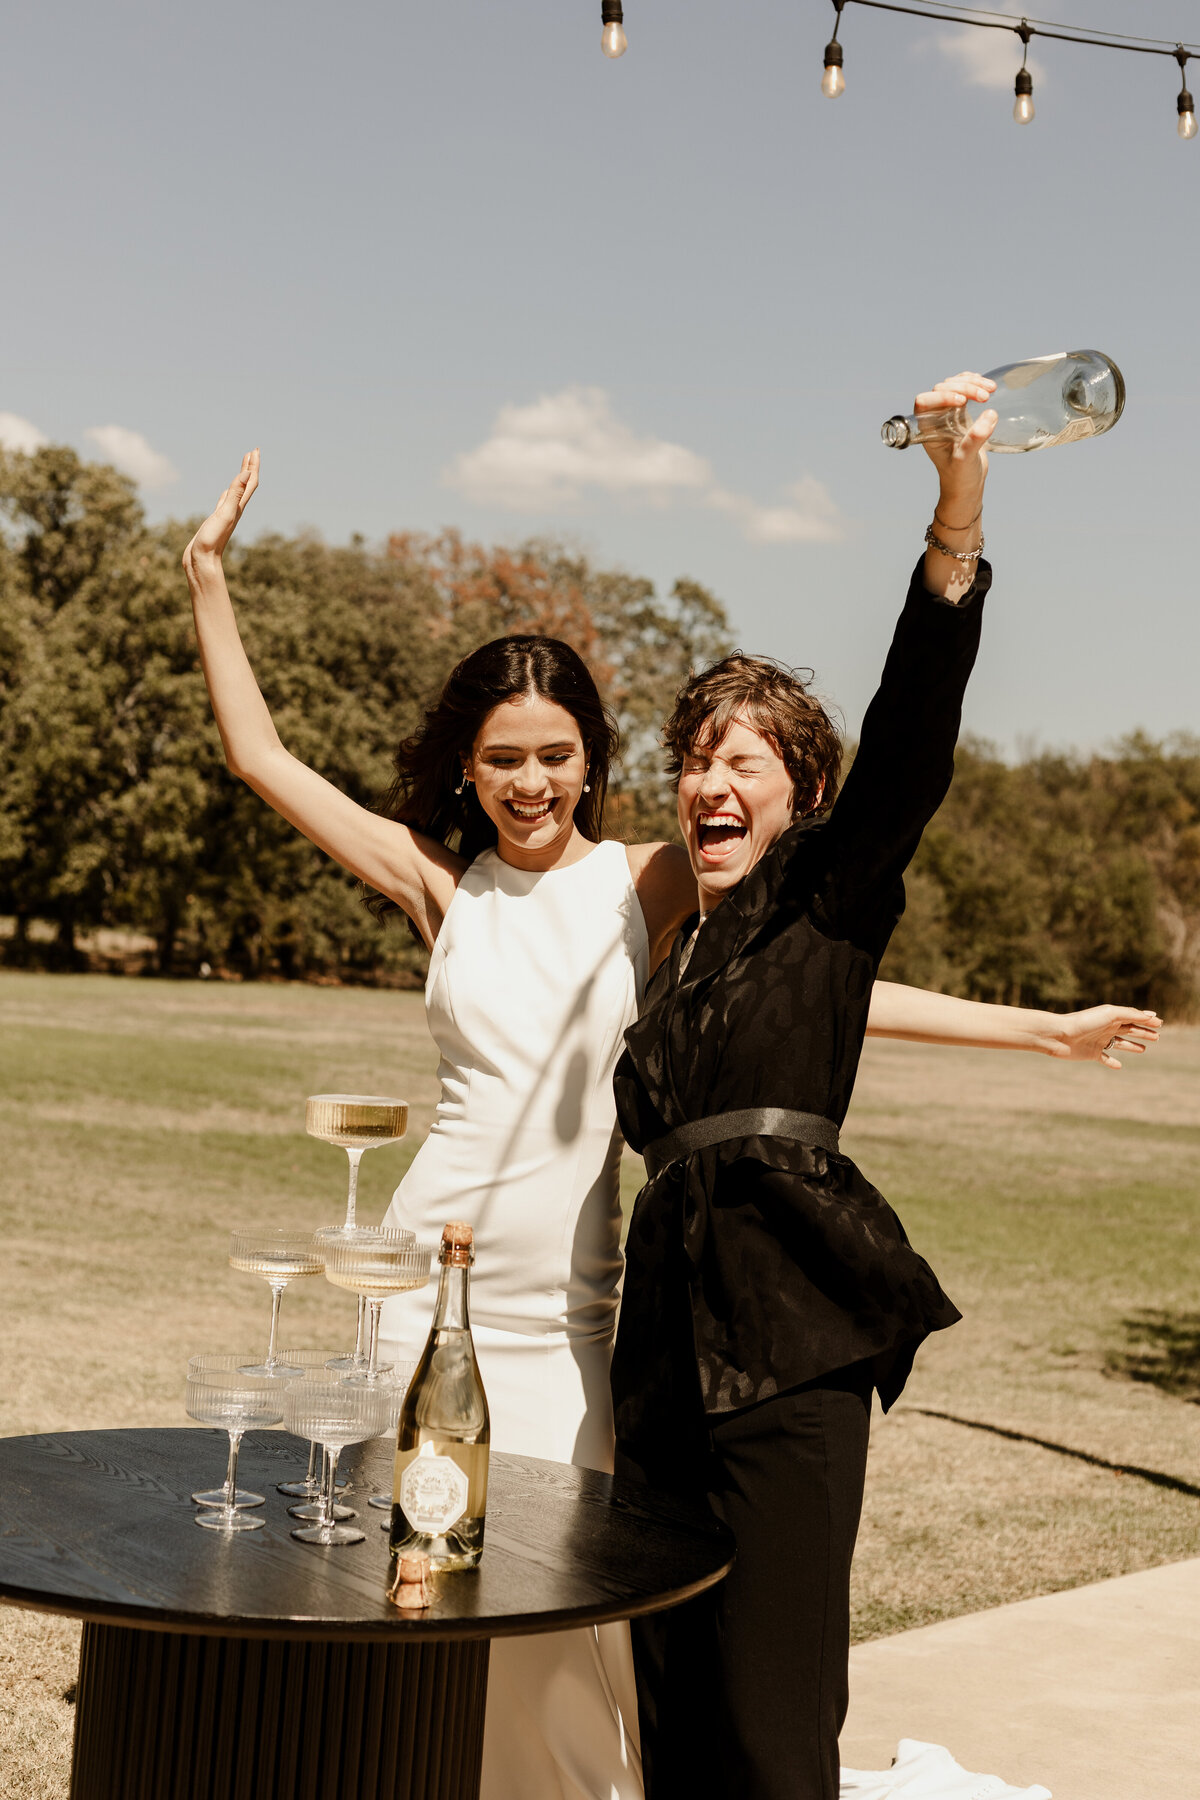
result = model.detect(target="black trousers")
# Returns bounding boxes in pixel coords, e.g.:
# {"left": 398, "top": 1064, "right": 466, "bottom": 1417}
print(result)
{"left": 621, "top": 1366, "right": 872, "bottom": 1800}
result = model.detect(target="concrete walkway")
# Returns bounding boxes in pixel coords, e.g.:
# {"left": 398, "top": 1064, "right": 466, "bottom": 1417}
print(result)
{"left": 841, "top": 1559, "right": 1200, "bottom": 1799}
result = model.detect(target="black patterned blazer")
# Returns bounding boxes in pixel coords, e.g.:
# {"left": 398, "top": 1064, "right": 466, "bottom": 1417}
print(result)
{"left": 611, "top": 559, "right": 991, "bottom": 1471}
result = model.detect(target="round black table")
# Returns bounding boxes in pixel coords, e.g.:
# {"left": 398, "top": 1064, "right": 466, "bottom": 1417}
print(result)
{"left": 0, "top": 1428, "right": 733, "bottom": 1800}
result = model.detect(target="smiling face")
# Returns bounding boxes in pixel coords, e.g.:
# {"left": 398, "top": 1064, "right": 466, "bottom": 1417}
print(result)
{"left": 464, "top": 692, "right": 590, "bottom": 868}
{"left": 677, "top": 714, "right": 797, "bottom": 913}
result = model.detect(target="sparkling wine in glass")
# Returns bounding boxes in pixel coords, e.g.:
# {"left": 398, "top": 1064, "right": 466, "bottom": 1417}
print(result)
{"left": 283, "top": 1377, "right": 391, "bottom": 1546}
{"left": 305, "top": 1094, "right": 409, "bottom": 1231}
{"left": 307, "top": 1094, "right": 409, "bottom": 1373}
{"left": 323, "top": 1230, "right": 432, "bottom": 1384}
{"left": 185, "top": 1353, "right": 290, "bottom": 1530}
{"left": 228, "top": 1229, "right": 323, "bottom": 1377}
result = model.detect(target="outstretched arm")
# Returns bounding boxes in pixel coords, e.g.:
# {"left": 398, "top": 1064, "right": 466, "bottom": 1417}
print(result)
{"left": 866, "top": 981, "right": 1162, "bottom": 1070}
{"left": 182, "top": 451, "right": 461, "bottom": 949}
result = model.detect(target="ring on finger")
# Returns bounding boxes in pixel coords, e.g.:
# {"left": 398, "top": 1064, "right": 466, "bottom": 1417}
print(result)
{"left": 1103, "top": 1035, "right": 1120, "bottom": 1053}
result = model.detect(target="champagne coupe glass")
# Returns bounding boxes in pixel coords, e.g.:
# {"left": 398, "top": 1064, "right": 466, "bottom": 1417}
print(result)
{"left": 283, "top": 1377, "right": 390, "bottom": 1546}
{"left": 229, "top": 1229, "right": 324, "bottom": 1377}
{"left": 323, "top": 1231, "right": 432, "bottom": 1384}
{"left": 314, "top": 1222, "right": 414, "bottom": 1377}
{"left": 306, "top": 1094, "right": 409, "bottom": 1371}
{"left": 185, "top": 1354, "right": 289, "bottom": 1530}
{"left": 274, "top": 1351, "right": 352, "bottom": 1499}
{"left": 366, "top": 1359, "right": 417, "bottom": 1513}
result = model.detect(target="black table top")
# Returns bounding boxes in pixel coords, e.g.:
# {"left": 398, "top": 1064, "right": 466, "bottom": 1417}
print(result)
{"left": 0, "top": 1429, "right": 733, "bottom": 1644}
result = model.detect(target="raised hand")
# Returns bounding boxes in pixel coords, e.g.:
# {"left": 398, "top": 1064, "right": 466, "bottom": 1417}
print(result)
{"left": 1046, "top": 1004, "right": 1163, "bottom": 1070}
{"left": 182, "top": 448, "right": 260, "bottom": 577}
{"left": 914, "top": 371, "right": 997, "bottom": 493}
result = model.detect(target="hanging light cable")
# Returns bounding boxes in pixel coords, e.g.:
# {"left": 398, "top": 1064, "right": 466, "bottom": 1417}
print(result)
{"left": 1013, "top": 20, "right": 1035, "bottom": 124}
{"left": 1176, "top": 46, "right": 1197, "bottom": 138}
{"left": 601, "top": 0, "right": 627, "bottom": 59}
{"left": 822, "top": 0, "right": 846, "bottom": 98}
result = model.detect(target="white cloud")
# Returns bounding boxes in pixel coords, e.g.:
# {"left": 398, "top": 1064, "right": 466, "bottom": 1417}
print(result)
{"left": 446, "top": 386, "right": 845, "bottom": 546}
{"left": 446, "top": 385, "right": 711, "bottom": 510}
{"left": 0, "top": 412, "right": 49, "bottom": 454}
{"left": 84, "top": 425, "right": 179, "bottom": 490}
{"left": 708, "top": 477, "right": 845, "bottom": 546}
{"left": 930, "top": 25, "right": 1044, "bottom": 91}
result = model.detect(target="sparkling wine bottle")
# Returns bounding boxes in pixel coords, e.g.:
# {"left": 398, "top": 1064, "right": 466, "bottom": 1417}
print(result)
{"left": 388, "top": 1221, "right": 490, "bottom": 1580}
{"left": 881, "top": 350, "right": 1125, "bottom": 454}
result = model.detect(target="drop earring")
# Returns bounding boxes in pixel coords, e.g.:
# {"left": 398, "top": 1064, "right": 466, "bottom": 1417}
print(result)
{"left": 455, "top": 773, "right": 471, "bottom": 796}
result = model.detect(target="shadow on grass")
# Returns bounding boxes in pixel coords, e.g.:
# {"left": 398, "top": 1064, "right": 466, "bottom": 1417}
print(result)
{"left": 1104, "top": 1310, "right": 1200, "bottom": 1404}
{"left": 906, "top": 1408, "right": 1200, "bottom": 1500}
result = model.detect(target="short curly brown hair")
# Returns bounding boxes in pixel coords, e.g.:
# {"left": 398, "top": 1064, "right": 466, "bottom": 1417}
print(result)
{"left": 662, "top": 652, "right": 843, "bottom": 816}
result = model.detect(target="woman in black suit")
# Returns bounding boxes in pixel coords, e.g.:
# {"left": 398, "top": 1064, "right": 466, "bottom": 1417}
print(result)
{"left": 612, "top": 370, "right": 1016, "bottom": 1799}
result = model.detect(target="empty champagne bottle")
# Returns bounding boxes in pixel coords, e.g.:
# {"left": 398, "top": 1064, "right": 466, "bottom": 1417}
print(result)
{"left": 881, "top": 350, "right": 1125, "bottom": 454}
{"left": 388, "top": 1221, "right": 490, "bottom": 1580}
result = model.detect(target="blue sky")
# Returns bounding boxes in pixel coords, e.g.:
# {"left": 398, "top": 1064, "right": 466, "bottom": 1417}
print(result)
{"left": 2, "top": 0, "right": 1196, "bottom": 751}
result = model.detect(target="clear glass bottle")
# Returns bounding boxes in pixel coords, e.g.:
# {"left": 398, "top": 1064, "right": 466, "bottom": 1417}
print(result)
{"left": 881, "top": 350, "right": 1125, "bottom": 454}
{"left": 388, "top": 1221, "right": 490, "bottom": 1580}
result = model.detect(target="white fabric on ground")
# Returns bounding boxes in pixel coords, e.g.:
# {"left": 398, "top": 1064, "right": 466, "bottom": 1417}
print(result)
{"left": 841, "top": 1739, "right": 1052, "bottom": 1800}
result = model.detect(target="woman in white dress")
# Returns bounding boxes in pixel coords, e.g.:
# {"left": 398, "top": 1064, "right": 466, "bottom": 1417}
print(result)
{"left": 183, "top": 451, "right": 1159, "bottom": 1800}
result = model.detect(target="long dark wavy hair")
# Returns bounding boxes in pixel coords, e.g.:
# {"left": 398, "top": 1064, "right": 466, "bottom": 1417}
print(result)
{"left": 365, "top": 636, "right": 619, "bottom": 922}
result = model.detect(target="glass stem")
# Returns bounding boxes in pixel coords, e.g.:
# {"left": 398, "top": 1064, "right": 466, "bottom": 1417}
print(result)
{"left": 344, "top": 1147, "right": 365, "bottom": 1230}
{"left": 321, "top": 1445, "right": 342, "bottom": 1529}
{"left": 353, "top": 1295, "right": 367, "bottom": 1363}
{"left": 305, "top": 1439, "right": 318, "bottom": 1486}
{"left": 223, "top": 1430, "right": 244, "bottom": 1508}
{"left": 265, "top": 1280, "right": 286, "bottom": 1370}
{"left": 366, "top": 1297, "right": 383, "bottom": 1379}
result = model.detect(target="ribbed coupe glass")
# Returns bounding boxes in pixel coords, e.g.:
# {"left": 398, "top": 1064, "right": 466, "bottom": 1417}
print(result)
{"left": 282, "top": 1377, "right": 391, "bottom": 1546}
{"left": 185, "top": 1353, "right": 290, "bottom": 1531}
{"left": 323, "top": 1230, "right": 432, "bottom": 1384}
{"left": 304, "top": 1094, "right": 409, "bottom": 1232}
{"left": 228, "top": 1228, "right": 323, "bottom": 1377}
{"left": 273, "top": 1350, "right": 353, "bottom": 1500}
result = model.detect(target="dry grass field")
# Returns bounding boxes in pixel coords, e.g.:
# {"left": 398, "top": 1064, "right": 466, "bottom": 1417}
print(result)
{"left": 1, "top": 970, "right": 1197, "bottom": 1797}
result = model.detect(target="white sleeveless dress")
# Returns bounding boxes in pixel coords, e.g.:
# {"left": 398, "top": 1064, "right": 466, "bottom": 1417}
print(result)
{"left": 379, "top": 838, "right": 648, "bottom": 1800}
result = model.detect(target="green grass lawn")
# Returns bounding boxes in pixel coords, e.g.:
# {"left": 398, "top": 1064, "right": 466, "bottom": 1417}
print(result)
{"left": 1, "top": 970, "right": 1198, "bottom": 1795}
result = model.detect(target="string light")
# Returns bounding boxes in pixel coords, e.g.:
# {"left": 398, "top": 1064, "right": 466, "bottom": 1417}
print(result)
{"left": 822, "top": 1, "right": 846, "bottom": 97}
{"left": 820, "top": 1, "right": 1200, "bottom": 139}
{"left": 1176, "top": 47, "right": 1198, "bottom": 140}
{"left": 601, "top": 0, "right": 627, "bottom": 60}
{"left": 1013, "top": 20, "right": 1034, "bottom": 124}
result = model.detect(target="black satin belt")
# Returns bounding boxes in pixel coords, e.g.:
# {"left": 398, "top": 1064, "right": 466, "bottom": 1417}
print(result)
{"left": 641, "top": 1107, "right": 840, "bottom": 1179}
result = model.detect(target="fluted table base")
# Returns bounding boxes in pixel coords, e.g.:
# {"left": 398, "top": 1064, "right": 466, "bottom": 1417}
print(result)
{"left": 70, "top": 1622, "right": 491, "bottom": 1800}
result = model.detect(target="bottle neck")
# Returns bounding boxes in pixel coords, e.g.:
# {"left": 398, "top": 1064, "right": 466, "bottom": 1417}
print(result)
{"left": 431, "top": 1260, "right": 471, "bottom": 1332}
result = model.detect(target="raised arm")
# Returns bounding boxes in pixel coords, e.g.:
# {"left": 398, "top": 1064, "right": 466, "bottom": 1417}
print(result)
{"left": 182, "top": 451, "right": 461, "bottom": 950}
{"left": 816, "top": 372, "right": 997, "bottom": 951}
{"left": 866, "top": 981, "right": 1162, "bottom": 1070}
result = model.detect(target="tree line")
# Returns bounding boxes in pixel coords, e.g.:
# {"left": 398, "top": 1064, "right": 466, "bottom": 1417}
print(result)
{"left": 2, "top": 444, "right": 1196, "bottom": 1015}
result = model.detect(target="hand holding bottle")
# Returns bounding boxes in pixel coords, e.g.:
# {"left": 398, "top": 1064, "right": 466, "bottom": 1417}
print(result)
{"left": 913, "top": 371, "right": 996, "bottom": 602}
{"left": 913, "top": 371, "right": 997, "bottom": 493}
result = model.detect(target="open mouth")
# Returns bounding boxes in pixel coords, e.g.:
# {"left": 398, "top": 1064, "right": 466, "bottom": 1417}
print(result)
{"left": 696, "top": 811, "right": 748, "bottom": 860}
{"left": 504, "top": 798, "right": 558, "bottom": 824}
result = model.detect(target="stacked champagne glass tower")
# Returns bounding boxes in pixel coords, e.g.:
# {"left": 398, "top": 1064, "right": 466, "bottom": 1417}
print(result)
{"left": 184, "top": 1094, "right": 433, "bottom": 1549}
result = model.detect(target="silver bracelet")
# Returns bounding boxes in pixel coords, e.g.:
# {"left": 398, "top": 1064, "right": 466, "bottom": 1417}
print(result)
{"left": 925, "top": 523, "right": 984, "bottom": 564}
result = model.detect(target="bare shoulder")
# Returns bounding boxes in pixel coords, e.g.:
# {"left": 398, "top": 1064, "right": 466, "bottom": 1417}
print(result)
{"left": 624, "top": 841, "right": 697, "bottom": 960}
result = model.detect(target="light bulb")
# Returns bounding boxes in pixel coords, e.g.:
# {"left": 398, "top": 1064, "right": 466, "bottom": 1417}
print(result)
{"left": 1013, "top": 67, "right": 1034, "bottom": 125}
{"left": 601, "top": 20, "right": 627, "bottom": 57}
{"left": 1180, "top": 109, "right": 1198, "bottom": 139}
{"left": 821, "top": 62, "right": 845, "bottom": 99}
